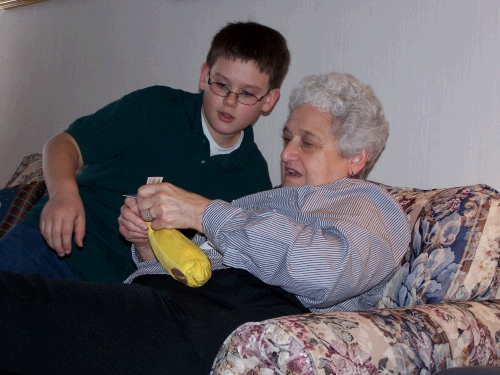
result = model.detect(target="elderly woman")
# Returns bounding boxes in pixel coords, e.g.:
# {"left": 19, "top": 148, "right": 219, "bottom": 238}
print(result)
{"left": 0, "top": 72, "right": 410, "bottom": 375}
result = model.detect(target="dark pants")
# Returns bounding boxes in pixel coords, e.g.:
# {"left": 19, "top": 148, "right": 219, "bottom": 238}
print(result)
{"left": 434, "top": 367, "right": 500, "bottom": 375}
{"left": 0, "top": 269, "right": 307, "bottom": 375}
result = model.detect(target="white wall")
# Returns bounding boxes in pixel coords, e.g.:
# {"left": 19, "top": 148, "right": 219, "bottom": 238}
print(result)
{"left": 1, "top": 0, "right": 499, "bottom": 191}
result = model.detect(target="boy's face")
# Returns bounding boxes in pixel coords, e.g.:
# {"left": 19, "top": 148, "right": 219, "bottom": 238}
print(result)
{"left": 199, "top": 58, "right": 280, "bottom": 148}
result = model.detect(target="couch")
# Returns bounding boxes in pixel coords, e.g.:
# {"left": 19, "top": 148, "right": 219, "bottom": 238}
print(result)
{"left": 2, "top": 155, "right": 500, "bottom": 374}
{"left": 211, "top": 183, "right": 500, "bottom": 374}
{"left": 0, "top": 153, "right": 45, "bottom": 238}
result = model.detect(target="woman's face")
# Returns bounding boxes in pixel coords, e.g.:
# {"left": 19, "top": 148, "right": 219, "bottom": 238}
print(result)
{"left": 280, "top": 104, "right": 351, "bottom": 187}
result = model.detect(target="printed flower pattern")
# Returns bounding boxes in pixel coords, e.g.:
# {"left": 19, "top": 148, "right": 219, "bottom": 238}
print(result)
{"left": 378, "top": 184, "right": 500, "bottom": 306}
{"left": 211, "top": 184, "right": 500, "bottom": 374}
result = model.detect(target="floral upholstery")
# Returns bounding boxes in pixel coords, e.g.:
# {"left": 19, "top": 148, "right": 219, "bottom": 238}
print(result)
{"left": 376, "top": 184, "right": 500, "bottom": 307}
{"left": 212, "top": 300, "right": 500, "bottom": 374}
{"left": 211, "top": 183, "right": 500, "bottom": 375}
{"left": 5, "top": 153, "right": 43, "bottom": 188}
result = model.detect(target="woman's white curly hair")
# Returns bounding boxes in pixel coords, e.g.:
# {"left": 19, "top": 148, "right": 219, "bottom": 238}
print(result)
{"left": 288, "top": 72, "right": 389, "bottom": 179}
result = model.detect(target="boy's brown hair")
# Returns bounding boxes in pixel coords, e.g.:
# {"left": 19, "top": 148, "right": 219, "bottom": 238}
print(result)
{"left": 206, "top": 21, "right": 290, "bottom": 90}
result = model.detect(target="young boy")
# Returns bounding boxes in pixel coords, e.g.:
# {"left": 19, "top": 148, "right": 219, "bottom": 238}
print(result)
{"left": 0, "top": 21, "right": 290, "bottom": 282}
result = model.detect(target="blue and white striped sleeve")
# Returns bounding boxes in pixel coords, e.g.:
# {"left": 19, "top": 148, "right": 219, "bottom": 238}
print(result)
{"left": 123, "top": 235, "right": 229, "bottom": 284}
{"left": 201, "top": 182, "right": 410, "bottom": 311}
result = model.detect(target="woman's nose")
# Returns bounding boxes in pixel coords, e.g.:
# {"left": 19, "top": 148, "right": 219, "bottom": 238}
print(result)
{"left": 280, "top": 141, "right": 298, "bottom": 162}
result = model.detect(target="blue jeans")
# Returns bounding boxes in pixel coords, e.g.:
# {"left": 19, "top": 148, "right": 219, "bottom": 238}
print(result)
{"left": 0, "top": 222, "right": 79, "bottom": 279}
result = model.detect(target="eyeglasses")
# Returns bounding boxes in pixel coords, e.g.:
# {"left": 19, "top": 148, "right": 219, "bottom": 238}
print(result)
{"left": 207, "top": 72, "right": 270, "bottom": 106}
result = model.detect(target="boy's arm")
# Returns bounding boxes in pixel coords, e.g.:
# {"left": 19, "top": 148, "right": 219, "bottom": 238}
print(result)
{"left": 39, "top": 132, "right": 85, "bottom": 257}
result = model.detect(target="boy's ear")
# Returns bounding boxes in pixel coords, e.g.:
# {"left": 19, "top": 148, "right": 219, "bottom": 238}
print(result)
{"left": 348, "top": 149, "right": 370, "bottom": 177}
{"left": 260, "top": 88, "right": 280, "bottom": 114}
{"left": 198, "top": 63, "right": 210, "bottom": 91}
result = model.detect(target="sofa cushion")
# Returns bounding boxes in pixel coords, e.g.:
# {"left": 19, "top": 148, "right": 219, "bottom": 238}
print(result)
{"left": 5, "top": 153, "right": 43, "bottom": 188}
{"left": 0, "top": 153, "right": 46, "bottom": 238}
{"left": 0, "top": 181, "right": 47, "bottom": 238}
{"left": 212, "top": 300, "right": 500, "bottom": 374}
{"left": 375, "top": 183, "right": 500, "bottom": 308}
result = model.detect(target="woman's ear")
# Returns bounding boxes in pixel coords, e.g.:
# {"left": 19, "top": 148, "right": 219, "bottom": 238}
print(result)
{"left": 348, "top": 150, "right": 370, "bottom": 177}
{"left": 198, "top": 63, "right": 210, "bottom": 91}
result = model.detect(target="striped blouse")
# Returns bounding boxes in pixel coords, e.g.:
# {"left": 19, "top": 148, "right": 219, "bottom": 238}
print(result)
{"left": 124, "top": 178, "right": 410, "bottom": 312}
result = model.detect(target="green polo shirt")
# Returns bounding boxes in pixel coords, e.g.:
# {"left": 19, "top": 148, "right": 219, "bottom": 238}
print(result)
{"left": 23, "top": 86, "right": 272, "bottom": 282}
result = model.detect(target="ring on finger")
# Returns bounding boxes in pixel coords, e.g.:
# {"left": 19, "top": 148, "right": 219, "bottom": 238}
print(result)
{"left": 144, "top": 208, "right": 154, "bottom": 222}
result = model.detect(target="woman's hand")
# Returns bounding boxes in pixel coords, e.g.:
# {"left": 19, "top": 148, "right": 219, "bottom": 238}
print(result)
{"left": 136, "top": 183, "right": 211, "bottom": 233}
{"left": 118, "top": 197, "right": 154, "bottom": 261}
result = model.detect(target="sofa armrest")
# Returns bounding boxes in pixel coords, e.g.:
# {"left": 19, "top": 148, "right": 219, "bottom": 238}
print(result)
{"left": 375, "top": 183, "right": 500, "bottom": 307}
{"left": 5, "top": 153, "right": 43, "bottom": 188}
{"left": 211, "top": 300, "right": 500, "bottom": 374}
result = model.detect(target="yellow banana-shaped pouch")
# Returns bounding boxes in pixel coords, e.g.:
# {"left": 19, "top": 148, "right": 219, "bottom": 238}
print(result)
{"left": 147, "top": 223, "right": 212, "bottom": 287}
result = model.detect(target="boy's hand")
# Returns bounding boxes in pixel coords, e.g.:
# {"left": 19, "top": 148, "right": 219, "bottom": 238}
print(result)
{"left": 118, "top": 197, "right": 155, "bottom": 261}
{"left": 39, "top": 191, "right": 85, "bottom": 257}
{"left": 40, "top": 132, "right": 86, "bottom": 258}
